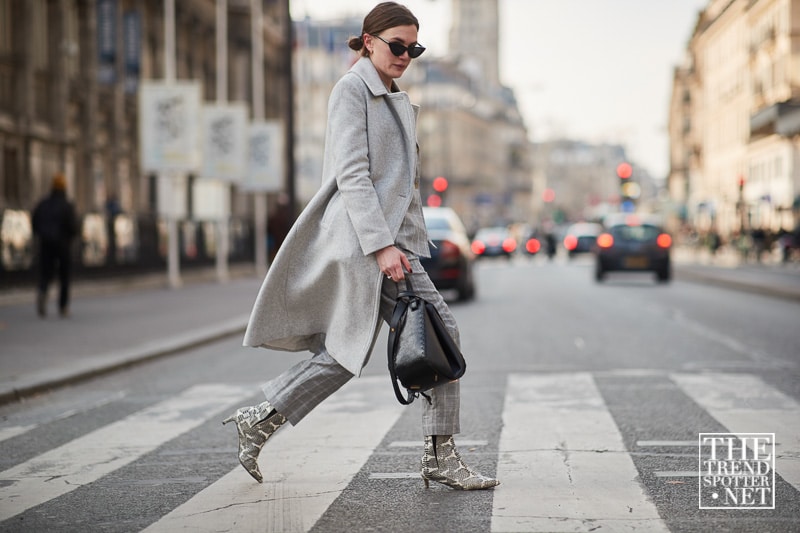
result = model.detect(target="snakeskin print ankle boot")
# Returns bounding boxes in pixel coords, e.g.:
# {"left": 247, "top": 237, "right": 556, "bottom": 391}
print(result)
{"left": 421, "top": 435, "right": 500, "bottom": 490}
{"left": 222, "top": 401, "right": 286, "bottom": 483}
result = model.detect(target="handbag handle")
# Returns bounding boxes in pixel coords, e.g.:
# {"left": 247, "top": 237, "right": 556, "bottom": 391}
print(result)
{"left": 387, "top": 294, "right": 416, "bottom": 405}
{"left": 387, "top": 271, "right": 431, "bottom": 405}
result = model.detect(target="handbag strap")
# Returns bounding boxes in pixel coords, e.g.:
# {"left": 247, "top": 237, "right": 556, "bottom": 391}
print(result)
{"left": 387, "top": 294, "right": 416, "bottom": 405}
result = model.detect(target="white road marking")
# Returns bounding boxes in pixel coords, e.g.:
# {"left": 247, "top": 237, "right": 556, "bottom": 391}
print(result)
{"left": 672, "top": 373, "right": 800, "bottom": 491}
{"left": 492, "top": 373, "right": 669, "bottom": 533}
{"left": 0, "top": 384, "right": 252, "bottom": 522}
{"left": 142, "top": 377, "right": 402, "bottom": 533}
{"left": 0, "top": 424, "right": 36, "bottom": 443}
{"left": 0, "top": 390, "right": 127, "bottom": 444}
{"left": 636, "top": 440, "right": 698, "bottom": 447}
{"left": 369, "top": 473, "right": 420, "bottom": 480}
{"left": 387, "top": 439, "right": 488, "bottom": 448}
{"left": 653, "top": 471, "right": 700, "bottom": 478}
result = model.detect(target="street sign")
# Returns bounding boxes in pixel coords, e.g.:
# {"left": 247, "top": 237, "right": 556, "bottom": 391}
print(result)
{"left": 139, "top": 81, "right": 202, "bottom": 172}
{"left": 200, "top": 103, "right": 249, "bottom": 182}
{"left": 242, "top": 120, "right": 284, "bottom": 192}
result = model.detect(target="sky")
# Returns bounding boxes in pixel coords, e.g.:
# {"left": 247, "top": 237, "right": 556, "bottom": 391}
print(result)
{"left": 290, "top": 0, "right": 708, "bottom": 180}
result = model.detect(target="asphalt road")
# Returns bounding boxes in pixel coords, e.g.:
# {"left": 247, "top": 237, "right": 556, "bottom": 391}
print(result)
{"left": 0, "top": 256, "right": 798, "bottom": 532}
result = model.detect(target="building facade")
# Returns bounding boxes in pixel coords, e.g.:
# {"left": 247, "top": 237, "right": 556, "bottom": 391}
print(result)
{"left": 668, "top": 0, "right": 800, "bottom": 238}
{"left": 0, "top": 0, "right": 291, "bottom": 281}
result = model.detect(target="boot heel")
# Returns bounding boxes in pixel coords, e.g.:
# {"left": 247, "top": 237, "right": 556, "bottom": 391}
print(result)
{"left": 422, "top": 475, "right": 429, "bottom": 489}
{"left": 221, "top": 414, "right": 235, "bottom": 425}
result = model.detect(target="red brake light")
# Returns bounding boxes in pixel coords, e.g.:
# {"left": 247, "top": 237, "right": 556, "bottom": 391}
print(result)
{"left": 471, "top": 240, "right": 486, "bottom": 255}
{"left": 526, "top": 238, "right": 541, "bottom": 253}
{"left": 597, "top": 233, "right": 614, "bottom": 248}
{"left": 564, "top": 235, "right": 578, "bottom": 251}
{"left": 440, "top": 240, "right": 460, "bottom": 260}
{"left": 502, "top": 238, "right": 517, "bottom": 253}
{"left": 657, "top": 233, "right": 672, "bottom": 248}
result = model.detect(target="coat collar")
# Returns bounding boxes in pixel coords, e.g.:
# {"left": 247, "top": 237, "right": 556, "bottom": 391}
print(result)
{"left": 349, "top": 57, "right": 401, "bottom": 96}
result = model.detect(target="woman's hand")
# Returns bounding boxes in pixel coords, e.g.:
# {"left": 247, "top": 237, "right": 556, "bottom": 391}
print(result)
{"left": 376, "top": 245, "right": 412, "bottom": 280}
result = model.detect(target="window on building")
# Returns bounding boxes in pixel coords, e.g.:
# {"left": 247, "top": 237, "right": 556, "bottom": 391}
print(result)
{"left": 64, "top": 0, "right": 79, "bottom": 79}
{"left": 31, "top": 0, "right": 49, "bottom": 70}
{"left": 0, "top": 0, "right": 11, "bottom": 54}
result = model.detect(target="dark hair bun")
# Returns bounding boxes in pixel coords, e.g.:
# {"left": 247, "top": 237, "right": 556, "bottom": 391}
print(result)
{"left": 348, "top": 35, "right": 364, "bottom": 51}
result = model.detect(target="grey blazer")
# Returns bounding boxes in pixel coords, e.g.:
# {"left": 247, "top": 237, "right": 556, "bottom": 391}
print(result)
{"left": 243, "top": 57, "right": 424, "bottom": 376}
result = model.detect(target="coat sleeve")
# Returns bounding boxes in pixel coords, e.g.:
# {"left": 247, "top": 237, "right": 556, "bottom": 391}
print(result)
{"left": 326, "top": 76, "right": 394, "bottom": 256}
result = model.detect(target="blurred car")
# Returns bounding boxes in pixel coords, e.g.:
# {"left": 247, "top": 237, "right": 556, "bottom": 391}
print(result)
{"left": 471, "top": 226, "right": 517, "bottom": 259}
{"left": 420, "top": 207, "right": 476, "bottom": 301}
{"left": 520, "top": 232, "right": 542, "bottom": 257}
{"left": 594, "top": 214, "right": 672, "bottom": 283}
{"left": 563, "top": 222, "right": 603, "bottom": 258}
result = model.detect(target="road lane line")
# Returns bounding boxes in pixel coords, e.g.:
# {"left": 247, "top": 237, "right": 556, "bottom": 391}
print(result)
{"left": 387, "top": 439, "right": 488, "bottom": 447}
{"left": 369, "top": 473, "right": 419, "bottom": 479}
{"left": 0, "top": 424, "right": 36, "bottom": 443}
{"left": 672, "top": 373, "right": 800, "bottom": 491}
{"left": 0, "top": 384, "right": 252, "bottom": 522}
{"left": 142, "top": 376, "right": 402, "bottom": 533}
{"left": 636, "top": 440, "right": 698, "bottom": 447}
{"left": 0, "top": 391, "right": 127, "bottom": 444}
{"left": 653, "top": 471, "right": 700, "bottom": 478}
{"left": 492, "top": 373, "right": 669, "bottom": 533}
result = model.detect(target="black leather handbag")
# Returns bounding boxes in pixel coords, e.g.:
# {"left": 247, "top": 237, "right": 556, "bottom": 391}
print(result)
{"left": 387, "top": 276, "right": 467, "bottom": 405}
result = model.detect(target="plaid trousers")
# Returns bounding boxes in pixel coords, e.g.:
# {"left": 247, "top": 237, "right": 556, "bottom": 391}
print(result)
{"left": 261, "top": 255, "right": 460, "bottom": 436}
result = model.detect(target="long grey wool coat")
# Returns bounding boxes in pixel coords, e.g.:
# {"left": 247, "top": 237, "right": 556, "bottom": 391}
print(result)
{"left": 243, "top": 57, "right": 424, "bottom": 376}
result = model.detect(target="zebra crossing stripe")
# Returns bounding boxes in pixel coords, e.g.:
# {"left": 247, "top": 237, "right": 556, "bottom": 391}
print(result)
{"left": 491, "top": 373, "right": 669, "bottom": 533}
{"left": 0, "top": 384, "right": 252, "bottom": 522}
{"left": 672, "top": 373, "right": 800, "bottom": 491}
{"left": 141, "top": 376, "right": 402, "bottom": 533}
{"left": 0, "top": 424, "right": 36, "bottom": 443}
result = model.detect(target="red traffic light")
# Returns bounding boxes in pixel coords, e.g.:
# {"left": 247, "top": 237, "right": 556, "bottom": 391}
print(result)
{"left": 616, "top": 162, "right": 632, "bottom": 179}
{"left": 426, "top": 194, "right": 442, "bottom": 207}
{"left": 433, "top": 176, "right": 448, "bottom": 193}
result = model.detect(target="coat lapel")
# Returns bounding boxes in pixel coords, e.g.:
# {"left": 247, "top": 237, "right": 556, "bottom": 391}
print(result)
{"left": 350, "top": 58, "right": 417, "bottom": 183}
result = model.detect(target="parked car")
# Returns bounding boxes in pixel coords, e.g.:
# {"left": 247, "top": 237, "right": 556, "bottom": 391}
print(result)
{"left": 420, "top": 207, "right": 476, "bottom": 301}
{"left": 594, "top": 214, "right": 672, "bottom": 283}
{"left": 563, "top": 222, "right": 603, "bottom": 258}
{"left": 471, "top": 226, "right": 517, "bottom": 259}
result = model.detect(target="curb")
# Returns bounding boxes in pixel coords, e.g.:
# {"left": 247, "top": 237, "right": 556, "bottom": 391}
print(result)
{"left": 674, "top": 268, "right": 800, "bottom": 303}
{"left": 0, "top": 316, "right": 249, "bottom": 407}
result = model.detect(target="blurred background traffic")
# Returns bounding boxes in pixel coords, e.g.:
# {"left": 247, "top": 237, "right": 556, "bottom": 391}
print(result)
{"left": 1, "top": 0, "right": 799, "bottom": 291}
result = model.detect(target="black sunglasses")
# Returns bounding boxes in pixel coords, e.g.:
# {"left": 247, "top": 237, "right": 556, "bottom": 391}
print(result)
{"left": 371, "top": 34, "right": 426, "bottom": 59}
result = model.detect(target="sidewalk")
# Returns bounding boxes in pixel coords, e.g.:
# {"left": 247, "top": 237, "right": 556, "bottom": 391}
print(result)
{"left": 1, "top": 255, "right": 798, "bottom": 406}
{"left": 672, "top": 246, "right": 800, "bottom": 302}
{"left": 0, "top": 266, "right": 263, "bottom": 405}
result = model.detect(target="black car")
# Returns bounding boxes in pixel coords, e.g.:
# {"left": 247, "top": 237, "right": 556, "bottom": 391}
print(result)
{"left": 594, "top": 214, "right": 672, "bottom": 283}
{"left": 471, "top": 227, "right": 517, "bottom": 259}
{"left": 563, "top": 222, "right": 603, "bottom": 258}
{"left": 420, "top": 207, "right": 476, "bottom": 301}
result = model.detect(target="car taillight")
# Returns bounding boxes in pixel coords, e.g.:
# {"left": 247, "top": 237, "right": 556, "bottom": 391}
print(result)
{"left": 440, "top": 240, "right": 460, "bottom": 260}
{"left": 597, "top": 233, "right": 614, "bottom": 248}
{"left": 526, "top": 238, "right": 541, "bottom": 253}
{"left": 502, "top": 238, "right": 517, "bottom": 253}
{"left": 471, "top": 240, "right": 486, "bottom": 255}
{"left": 564, "top": 235, "right": 578, "bottom": 250}
{"left": 657, "top": 233, "right": 672, "bottom": 248}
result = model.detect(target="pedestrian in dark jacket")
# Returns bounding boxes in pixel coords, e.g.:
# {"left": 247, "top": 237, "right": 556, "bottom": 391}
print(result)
{"left": 32, "top": 173, "right": 78, "bottom": 317}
